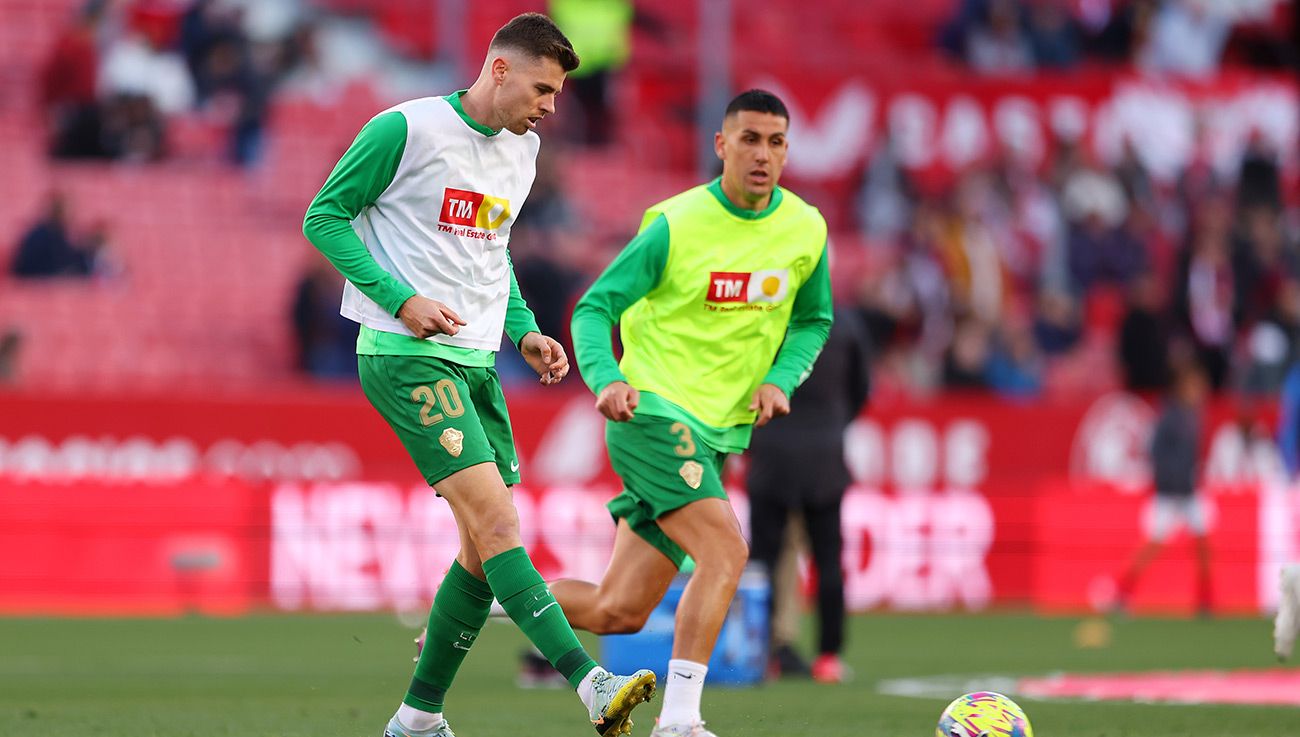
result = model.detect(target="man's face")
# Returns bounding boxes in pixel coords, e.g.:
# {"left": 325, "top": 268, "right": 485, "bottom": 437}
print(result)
{"left": 492, "top": 52, "right": 566, "bottom": 135}
{"left": 715, "top": 110, "right": 789, "bottom": 204}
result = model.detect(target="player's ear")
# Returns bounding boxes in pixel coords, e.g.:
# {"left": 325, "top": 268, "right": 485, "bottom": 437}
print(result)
{"left": 714, "top": 131, "right": 725, "bottom": 161}
{"left": 490, "top": 55, "right": 509, "bottom": 85}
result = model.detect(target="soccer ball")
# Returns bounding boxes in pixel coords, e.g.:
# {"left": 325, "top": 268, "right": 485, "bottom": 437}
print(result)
{"left": 935, "top": 691, "right": 1033, "bottom": 737}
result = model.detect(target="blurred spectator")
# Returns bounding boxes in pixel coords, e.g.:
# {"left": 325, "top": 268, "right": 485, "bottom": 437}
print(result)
{"left": 966, "top": 0, "right": 1036, "bottom": 74}
{"left": 944, "top": 319, "right": 992, "bottom": 388}
{"left": 1236, "top": 135, "right": 1283, "bottom": 211}
{"left": 1062, "top": 167, "right": 1147, "bottom": 293}
{"left": 1088, "top": 0, "right": 1158, "bottom": 63}
{"left": 1173, "top": 197, "right": 1237, "bottom": 390}
{"left": 1234, "top": 205, "right": 1297, "bottom": 328}
{"left": 1032, "top": 287, "right": 1082, "bottom": 355}
{"left": 290, "top": 261, "right": 358, "bottom": 380}
{"left": 9, "top": 194, "right": 104, "bottom": 279}
{"left": 983, "top": 321, "right": 1043, "bottom": 397}
{"left": 0, "top": 329, "right": 22, "bottom": 384}
{"left": 1027, "top": 0, "right": 1082, "bottom": 69}
{"left": 1139, "top": 0, "right": 1231, "bottom": 77}
{"left": 100, "top": 9, "right": 195, "bottom": 117}
{"left": 42, "top": 1, "right": 107, "bottom": 158}
{"left": 1240, "top": 278, "right": 1300, "bottom": 395}
{"left": 1114, "top": 363, "right": 1212, "bottom": 615}
{"left": 549, "top": 0, "right": 632, "bottom": 146}
{"left": 1118, "top": 273, "right": 1172, "bottom": 392}
{"left": 748, "top": 307, "right": 872, "bottom": 684}
{"left": 946, "top": 171, "right": 1011, "bottom": 322}
{"left": 99, "top": 92, "right": 168, "bottom": 162}
{"left": 181, "top": 1, "right": 275, "bottom": 164}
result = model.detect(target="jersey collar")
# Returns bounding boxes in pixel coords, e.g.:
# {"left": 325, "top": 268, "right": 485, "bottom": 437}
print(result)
{"left": 444, "top": 90, "right": 500, "bottom": 137}
{"left": 707, "top": 177, "right": 783, "bottom": 220}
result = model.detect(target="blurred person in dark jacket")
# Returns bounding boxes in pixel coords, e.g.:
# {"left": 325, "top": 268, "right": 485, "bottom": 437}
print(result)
{"left": 9, "top": 193, "right": 99, "bottom": 278}
{"left": 1118, "top": 273, "right": 1171, "bottom": 392}
{"left": 1113, "top": 363, "right": 1212, "bottom": 616}
{"left": 746, "top": 307, "right": 871, "bottom": 683}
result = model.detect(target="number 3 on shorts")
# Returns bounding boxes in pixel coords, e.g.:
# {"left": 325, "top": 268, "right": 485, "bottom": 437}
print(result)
{"left": 411, "top": 380, "right": 465, "bottom": 427}
{"left": 670, "top": 422, "right": 695, "bottom": 457}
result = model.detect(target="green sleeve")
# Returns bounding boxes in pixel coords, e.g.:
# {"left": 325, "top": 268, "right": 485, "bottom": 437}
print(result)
{"left": 302, "top": 111, "right": 418, "bottom": 317}
{"left": 571, "top": 215, "right": 670, "bottom": 394}
{"left": 762, "top": 245, "right": 834, "bottom": 397}
{"left": 505, "top": 249, "right": 541, "bottom": 347}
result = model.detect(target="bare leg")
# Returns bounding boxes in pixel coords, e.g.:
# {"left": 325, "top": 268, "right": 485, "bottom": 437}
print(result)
{"left": 551, "top": 519, "right": 679, "bottom": 634}
{"left": 657, "top": 498, "right": 749, "bottom": 663}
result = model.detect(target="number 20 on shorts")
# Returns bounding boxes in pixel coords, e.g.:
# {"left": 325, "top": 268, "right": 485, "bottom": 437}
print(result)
{"left": 411, "top": 380, "right": 465, "bottom": 426}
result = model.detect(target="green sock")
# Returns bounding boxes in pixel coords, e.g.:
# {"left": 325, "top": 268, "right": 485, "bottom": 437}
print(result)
{"left": 482, "top": 547, "right": 599, "bottom": 689}
{"left": 404, "top": 560, "right": 493, "bottom": 712}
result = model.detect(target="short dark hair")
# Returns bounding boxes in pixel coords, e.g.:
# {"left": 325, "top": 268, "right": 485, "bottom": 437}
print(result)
{"left": 724, "top": 89, "right": 789, "bottom": 120}
{"left": 490, "top": 13, "right": 580, "bottom": 73}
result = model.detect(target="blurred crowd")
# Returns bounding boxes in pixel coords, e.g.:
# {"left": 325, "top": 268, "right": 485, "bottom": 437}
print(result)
{"left": 17, "top": 0, "right": 1299, "bottom": 399}
{"left": 852, "top": 128, "right": 1295, "bottom": 399}
{"left": 940, "top": 0, "right": 1294, "bottom": 76}
{"left": 40, "top": 0, "right": 318, "bottom": 165}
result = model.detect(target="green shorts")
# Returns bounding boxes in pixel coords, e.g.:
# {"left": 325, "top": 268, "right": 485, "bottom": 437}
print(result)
{"left": 605, "top": 414, "right": 729, "bottom": 566}
{"left": 359, "top": 354, "right": 520, "bottom": 487}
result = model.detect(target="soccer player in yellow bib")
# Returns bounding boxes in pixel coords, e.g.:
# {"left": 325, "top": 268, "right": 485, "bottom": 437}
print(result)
{"left": 557, "top": 90, "right": 833, "bottom": 737}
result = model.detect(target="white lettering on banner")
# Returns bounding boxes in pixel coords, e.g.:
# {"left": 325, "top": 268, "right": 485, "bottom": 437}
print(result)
{"left": 1204, "top": 426, "right": 1285, "bottom": 486}
{"left": 843, "top": 418, "right": 989, "bottom": 489}
{"left": 0, "top": 434, "right": 359, "bottom": 481}
{"left": 271, "top": 483, "right": 542, "bottom": 611}
{"left": 1069, "top": 393, "right": 1155, "bottom": 492}
{"left": 269, "top": 483, "right": 993, "bottom": 612}
{"left": 741, "top": 77, "right": 1297, "bottom": 183}
{"left": 841, "top": 488, "right": 994, "bottom": 611}
{"left": 752, "top": 77, "right": 875, "bottom": 178}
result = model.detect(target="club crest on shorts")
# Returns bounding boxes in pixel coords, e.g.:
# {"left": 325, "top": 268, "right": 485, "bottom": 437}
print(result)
{"left": 679, "top": 460, "right": 704, "bottom": 490}
{"left": 439, "top": 428, "right": 464, "bottom": 457}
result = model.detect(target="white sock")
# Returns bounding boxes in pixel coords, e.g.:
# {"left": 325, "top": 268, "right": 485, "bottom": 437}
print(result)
{"left": 576, "top": 666, "right": 608, "bottom": 711}
{"left": 658, "top": 659, "right": 707, "bottom": 727}
{"left": 396, "top": 704, "right": 444, "bottom": 733}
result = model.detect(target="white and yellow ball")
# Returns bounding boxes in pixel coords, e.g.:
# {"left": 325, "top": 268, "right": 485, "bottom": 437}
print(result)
{"left": 935, "top": 691, "right": 1033, "bottom": 737}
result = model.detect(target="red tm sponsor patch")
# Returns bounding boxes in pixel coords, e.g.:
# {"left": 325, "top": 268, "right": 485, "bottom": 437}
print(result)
{"left": 440, "top": 187, "right": 485, "bottom": 227}
{"left": 707, "top": 272, "right": 751, "bottom": 303}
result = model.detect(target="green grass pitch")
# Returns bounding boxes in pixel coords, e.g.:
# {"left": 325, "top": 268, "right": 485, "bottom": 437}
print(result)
{"left": 0, "top": 612, "right": 1289, "bottom": 736}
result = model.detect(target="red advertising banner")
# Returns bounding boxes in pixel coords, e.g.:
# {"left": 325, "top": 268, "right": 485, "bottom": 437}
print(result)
{"left": 0, "top": 388, "right": 1290, "bottom": 615}
{"left": 0, "top": 477, "right": 264, "bottom": 616}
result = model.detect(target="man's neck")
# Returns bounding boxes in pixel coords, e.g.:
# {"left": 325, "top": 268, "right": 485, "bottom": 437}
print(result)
{"left": 458, "top": 83, "right": 500, "bottom": 133}
{"left": 719, "top": 175, "right": 770, "bottom": 212}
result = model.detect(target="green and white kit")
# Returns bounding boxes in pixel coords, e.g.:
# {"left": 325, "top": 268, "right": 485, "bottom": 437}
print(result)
{"left": 572, "top": 178, "right": 834, "bottom": 562}
{"left": 303, "top": 91, "right": 541, "bottom": 484}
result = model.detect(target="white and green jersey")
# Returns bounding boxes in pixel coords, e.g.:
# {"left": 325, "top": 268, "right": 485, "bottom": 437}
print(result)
{"left": 303, "top": 91, "right": 541, "bottom": 365}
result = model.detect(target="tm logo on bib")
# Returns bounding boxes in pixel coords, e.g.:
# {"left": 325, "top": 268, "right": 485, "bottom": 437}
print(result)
{"left": 706, "top": 270, "right": 789, "bottom": 305}
{"left": 439, "top": 187, "right": 510, "bottom": 238}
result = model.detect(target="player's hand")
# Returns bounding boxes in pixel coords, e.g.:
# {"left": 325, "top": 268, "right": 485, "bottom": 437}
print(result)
{"left": 596, "top": 381, "right": 639, "bottom": 422}
{"left": 397, "top": 295, "right": 467, "bottom": 338}
{"left": 749, "top": 384, "right": 789, "bottom": 428}
{"left": 519, "top": 332, "right": 569, "bottom": 385}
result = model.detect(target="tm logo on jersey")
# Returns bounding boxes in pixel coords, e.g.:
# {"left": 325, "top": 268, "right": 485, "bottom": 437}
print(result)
{"left": 438, "top": 187, "right": 510, "bottom": 240}
{"left": 706, "top": 270, "right": 789, "bottom": 311}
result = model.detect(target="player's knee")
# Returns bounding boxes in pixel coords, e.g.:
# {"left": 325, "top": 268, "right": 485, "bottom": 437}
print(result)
{"left": 695, "top": 533, "right": 748, "bottom": 581}
{"left": 594, "top": 600, "right": 651, "bottom": 635}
